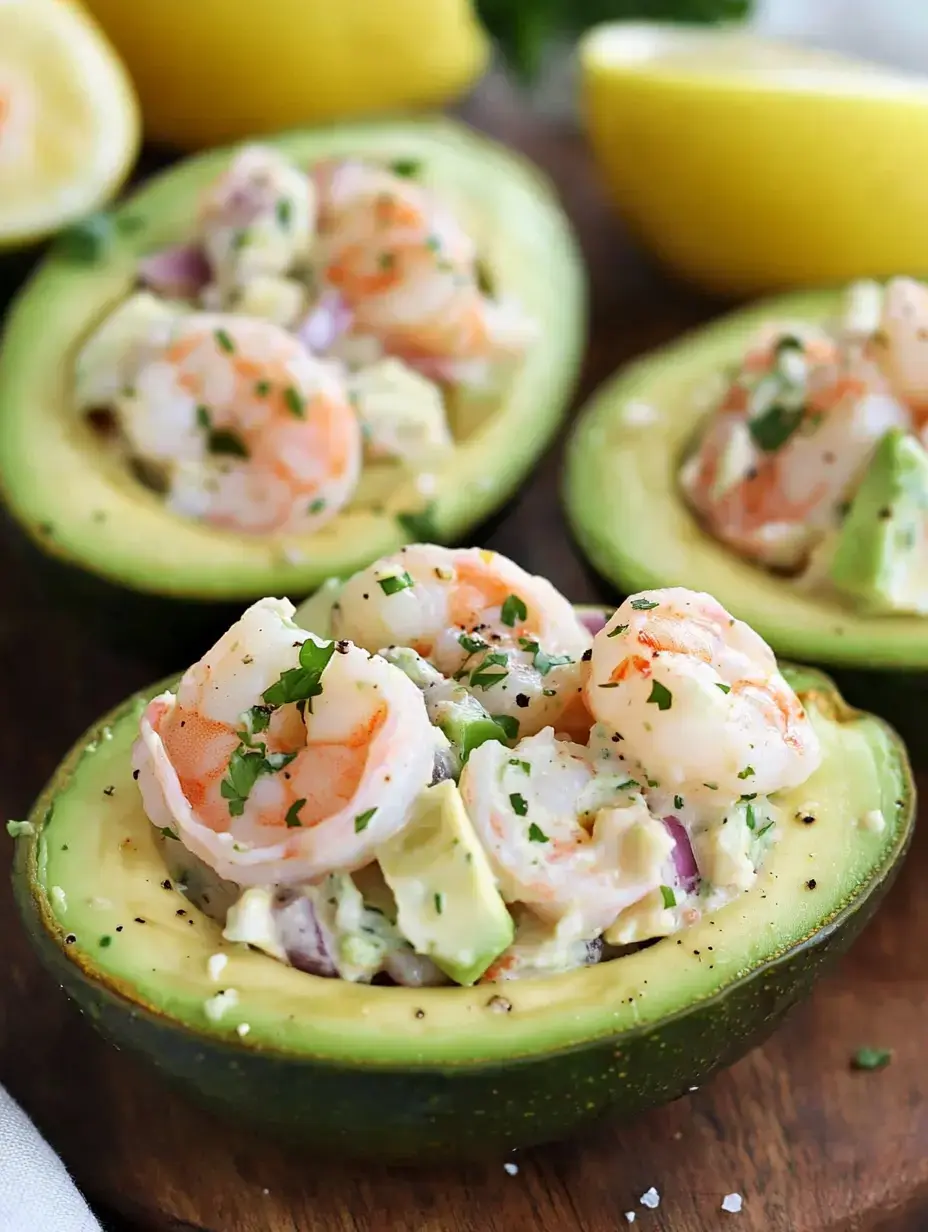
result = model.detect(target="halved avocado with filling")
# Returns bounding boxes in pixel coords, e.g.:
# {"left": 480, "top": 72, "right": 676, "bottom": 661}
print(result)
{"left": 0, "top": 117, "right": 585, "bottom": 600}
{"left": 8, "top": 605, "right": 913, "bottom": 1160}
{"left": 565, "top": 288, "right": 928, "bottom": 670}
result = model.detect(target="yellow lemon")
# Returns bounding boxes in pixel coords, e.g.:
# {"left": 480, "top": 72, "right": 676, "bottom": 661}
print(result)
{"left": 0, "top": 0, "right": 139, "bottom": 248}
{"left": 82, "top": 0, "right": 491, "bottom": 151}
{"left": 581, "top": 23, "right": 928, "bottom": 296}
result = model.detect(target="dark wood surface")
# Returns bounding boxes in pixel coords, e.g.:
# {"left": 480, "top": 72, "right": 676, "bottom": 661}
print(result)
{"left": 2, "top": 84, "right": 927, "bottom": 1232}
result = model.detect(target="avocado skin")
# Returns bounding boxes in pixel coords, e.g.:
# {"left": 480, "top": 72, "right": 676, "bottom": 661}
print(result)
{"left": 11, "top": 847, "right": 897, "bottom": 1161}
{"left": 9, "top": 630, "right": 915, "bottom": 1159}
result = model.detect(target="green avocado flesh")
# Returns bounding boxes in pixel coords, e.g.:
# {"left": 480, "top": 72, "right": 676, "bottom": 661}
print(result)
{"left": 831, "top": 429, "right": 928, "bottom": 614}
{"left": 10, "top": 608, "right": 913, "bottom": 1156}
{"left": 0, "top": 118, "right": 584, "bottom": 600}
{"left": 565, "top": 288, "right": 928, "bottom": 669}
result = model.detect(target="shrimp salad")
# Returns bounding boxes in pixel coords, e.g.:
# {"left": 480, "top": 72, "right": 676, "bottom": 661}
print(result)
{"left": 132, "top": 546, "right": 822, "bottom": 988}
{"left": 680, "top": 278, "right": 928, "bottom": 609}
{"left": 74, "top": 146, "right": 535, "bottom": 536}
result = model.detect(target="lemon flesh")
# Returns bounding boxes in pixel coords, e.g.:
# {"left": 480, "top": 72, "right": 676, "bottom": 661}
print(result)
{"left": 0, "top": 0, "right": 139, "bottom": 247}
{"left": 582, "top": 23, "right": 928, "bottom": 295}
{"left": 82, "top": 0, "right": 489, "bottom": 150}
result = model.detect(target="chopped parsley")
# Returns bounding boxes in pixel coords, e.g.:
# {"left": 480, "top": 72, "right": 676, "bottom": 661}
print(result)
{"left": 527, "top": 822, "right": 548, "bottom": 843}
{"left": 207, "top": 428, "right": 250, "bottom": 458}
{"left": 254, "top": 379, "right": 271, "bottom": 397}
{"left": 390, "top": 158, "right": 421, "bottom": 178}
{"left": 716, "top": 683, "right": 731, "bottom": 694}
{"left": 378, "top": 571, "right": 415, "bottom": 596}
{"left": 458, "top": 632, "right": 488, "bottom": 655}
{"left": 745, "top": 803, "right": 756, "bottom": 831}
{"left": 509, "top": 792, "right": 528, "bottom": 817}
{"left": 616, "top": 779, "right": 639, "bottom": 792}
{"left": 607, "top": 622, "right": 629, "bottom": 637}
{"left": 674, "top": 795, "right": 684, "bottom": 811}
{"left": 749, "top": 404, "right": 804, "bottom": 453}
{"left": 469, "top": 652, "right": 509, "bottom": 690}
{"left": 509, "top": 759, "right": 531, "bottom": 773}
{"left": 308, "top": 498, "right": 326, "bottom": 515}
{"left": 214, "top": 328, "right": 235, "bottom": 353}
{"left": 284, "top": 386, "right": 306, "bottom": 418}
{"left": 518, "top": 637, "right": 571, "bottom": 676}
{"left": 491, "top": 714, "right": 520, "bottom": 741}
{"left": 221, "top": 745, "right": 296, "bottom": 817}
{"left": 737, "top": 765, "right": 755, "bottom": 780}
{"left": 236, "top": 704, "right": 273, "bottom": 746}
{"left": 354, "top": 808, "right": 377, "bottom": 834}
{"left": 378, "top": 251, "right": 396, "bottom": 270}
{"left": 158, "top": 827, "right": 179, "bottom": 841}
{"left": 647, "top": 680, "right": 673, "bottom": 711}
{"left": 756, "top": 820, "right": 775, "bottom": 839}
{"left": 500, "top": 594, "right": 527, "bottom": 627}
{"left": 285, "top": 799, "right": 306, "bottom": 828}
{"left": 397, "top": 503, "right": 439, "bottom": 541}
{"left": 630, "top": 598, "right": 659, "bottom": 611}
{"left": 660, "top": 885, "right": 676, "bottom": 909}
{"left": 196, "top": 405, "right": 211, "bottom": 429}
{"left": 276, "top": 197, "right": 293, "bottom": 228}
{"left": 434, "top": 892, "right": 444, "bottom": 915}
{"left": 262, "top": 637, "right": 336, "bottom": 709}
{"left": 852, "top": 1047, "right": 892, "bottom": 1071}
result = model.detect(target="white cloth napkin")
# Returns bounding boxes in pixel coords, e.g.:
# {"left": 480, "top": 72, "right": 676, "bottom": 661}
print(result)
{"left": 0, "top": 1086, "right": 101, "bottom": 1232}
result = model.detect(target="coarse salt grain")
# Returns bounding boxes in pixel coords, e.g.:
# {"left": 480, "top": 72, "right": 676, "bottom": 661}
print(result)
{"left": 207, "top": 953, "right": 228, "bottom": 981}
{"left": 721, "top": 1193, "right": 743, "bottom": 1214}
{"left": 503, "top": 1163, "right": 519, "bottom": 1176}
{"left": 861, "top": 809, "right": 886, "bottom": 833}
{"left": 236, "top": 1023, "right": 251, "bottom": 1038}
{"left": 625, "top": 1214, "right": 636, "bottom": 1224}
{"left": 622, "top": 399, "right": 659, "bottom": 426}
{"left": 204, "top": 988, "right": 239, "bottom": 1023}
{"left": 640, "top": 1187, "right": 660, "bottom": 1209}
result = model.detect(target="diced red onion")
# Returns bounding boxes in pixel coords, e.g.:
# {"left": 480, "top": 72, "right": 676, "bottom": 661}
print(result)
{"left": 273, "top": 892, "right": 338, "bottom": 978}
{"left": 138, "top": 244, "right": 211, "bottom": 298}
{"left": 296, "top": 290, "right": 354, "bottom": 354}
{"left": 383, "top": 948, "right": 449, "bottom": 988}
{"left": 579, "top": 609, "right": 609, "bottom": 636}
{"left": 663, "top": 816, "right": 700, "bottom": 892}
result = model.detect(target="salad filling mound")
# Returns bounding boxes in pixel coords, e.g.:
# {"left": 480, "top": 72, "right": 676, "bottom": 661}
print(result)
{"left": 133, "top": 545, "right": 822, "bottom": 987}
{"left": 74, "top": 146, "right": 535, "bottom": 536}
{"left": 681, "top": 277, "right": 928, "bottom": 614}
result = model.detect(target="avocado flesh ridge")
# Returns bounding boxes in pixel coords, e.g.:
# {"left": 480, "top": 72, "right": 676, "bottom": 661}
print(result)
{"left": 0, "top": 117, "right": 585, "bottom": 600}
{"left": 22, "top": 661, "right": 909, "bottom": 1065}
{"left": 830, "top": 428, "right": 928, "bottom": 614}
{"left": 565, "top": 286, "right": 928, "bottom": 668}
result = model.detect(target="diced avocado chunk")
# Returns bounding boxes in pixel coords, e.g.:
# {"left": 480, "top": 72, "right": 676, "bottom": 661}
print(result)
{"left": 830, "top": 429, "right": 928, "bottom": 613}
{"left": 379, "top": 646, "right": 511, "bottom": 767}
{"left": 293, "top": 578, "right": 343, "bottom": 639}
{"left": 377, "top": 780, "right": 514, "bottom": 985}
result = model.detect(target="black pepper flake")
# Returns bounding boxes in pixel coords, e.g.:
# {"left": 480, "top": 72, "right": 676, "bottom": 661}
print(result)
{"left": 176, "top": 909, "right": 187, "bottom": 917}
{"left": 515, "top": 694, "right": 530, "bottom": 708}
{"left": 134, "top": 917, "right": 146, "bottom": 924}
{"left": 581, "top": 648, "right": 592, "bottom": 662}
{"left": 414, "top": 1009, "right": 425, "bottom": 1020}
{"left": 103, "top": 785, "right": 115, "bottom": 796}
{"left": 335, "top": 640, "right": 350, "bottom": 654}
{"left": 487, "top": 995, "right": 512, "bottom": 1013}
{"left": 65, "top": 934, "right": 76, "bottom": 945}
{"left": 362, "top": 592, "right": 369, "bottom": 600}
{"left": 806, "top": 879, "right": 817, "bottom": 890}
{"left": 132, "top": 769, "right": 140, "bottom": 780}
{"left": 800, "top": 813, "right": 816, "bottom": 825}
{"left": 878, "top": 507, "right": 893, "bottom": 520}
{"left": 116, "top": 926, "right": 123, "bottom": 932}
{"left": 161, "top": 879, "right": 172, "bottom": 891}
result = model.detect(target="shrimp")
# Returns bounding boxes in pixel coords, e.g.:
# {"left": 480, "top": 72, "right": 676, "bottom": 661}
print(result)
{"left": 117, "top": 312, "right": 362, "bottom": 533}
{"left": 871, "top": 276, "right": 928, "bottom": 421}
{"left": 132, "top": 597, "right": 437, "bottom": 886}
{"left": 199, "top": 145, "right": 315, "bottom": 304}
{"left": 586, "top": 588, "right": 821, "bottom": 807}
{"left": 460, "top": 728, "right": 676, "bottom": 940}
{"left": 681, "top": 327, "right": 909, "bottom": 569}
{"left": 332, "top": 545, "right": 593, "bottom": 740}
{"left": 314, "top": 160, "right": 534, "bottom": 366}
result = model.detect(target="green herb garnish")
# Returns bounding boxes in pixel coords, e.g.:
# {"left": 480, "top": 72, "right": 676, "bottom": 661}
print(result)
{"left": 397, "top": 503, "right": 439, "bottom": 541}
{"left": 262, "top": 637, "right": 336, "bottom": 710}
{"left": 509, "top": 759, "right": 531, "bottom": 773}
{"left": 207, "top": 428, "right": 250, "bottom": 458}
{"left": 458, "top": 632, "right": 488, "bottom": 655}
{"left": 434, "top": 892, "right": 444, "bottom": 915}
{"left": 391, "top": 158, "right": 421, "bottom": 178}
{"left": 716, "top": 683, "right": 731, "bottom": 694}
{"left": 378, "top": 571, "right": 415, "bottom": 596}
{"left": 308, "top": 498, "right": 326, "bottom": 515}
{"left": 491, "top": 714, "right": 520, "bottom": 741}
{"left": 647, "top": 681, "right": 673, "bottom": 711}
{"left": 852, "top": 1047, "right": 892, "bottom": 1071}
{"left": 284, "top": 386, "right": 305, "bottom": 418}
{"left": 196, "top": 405, "right": 211, "bottom": 429}
{"left": 660, "top": 885, "right": 676, "bottom": 909}
{"left": 737, "top": 765, "right": 755, "bottom": 780}
{"left": 749, "top": 404, "right": 804, "bottom": 453}
{"left": 254, "top": 380, "right": 271, "bottom": 397}
{"left": 745, "top": 803, "right": 756, "bottom": 831}
{"left": 527, "top": 822, "right": 548, "bottom": 843}
{"left": 354, "top": 808, "right": 377, "bottom": 834}
{"left": 285, "top": 799, "right": 306, "bottom": 828}
{"left": 221, "top": 745, "right": 296, "bottom": 817}
{"left": 509, "top": 792, "right": 528, "bottom": 816}
{"left": 674, "top": 795, "right": 684, "bottom": 811}
{"left": 607, "top": 623, "right": 629, "bottom": 637}
{"left": 276, "top": 198, "right": 293, "bottom": 228}
{"left": 500, "top": 594, "right": 527, "bottom": 627}
{"left": 630, "top": 598, "right": 659, "bottom": 611}
{"left": 214, "top": 328, "right": 235, "bottom": 354}
{"left": 470, "top": 652, "right": 509, "bottom": 690}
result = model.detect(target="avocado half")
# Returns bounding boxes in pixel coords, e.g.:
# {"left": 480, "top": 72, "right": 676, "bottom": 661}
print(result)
{"left": 564, "top": 287, "right": 928, "bottom": 671}
{"left": 9, "top": 605, "right": 913, "bottom": 1160}
{"left": 0, "top": 117, "right": 585, "bottom": 600}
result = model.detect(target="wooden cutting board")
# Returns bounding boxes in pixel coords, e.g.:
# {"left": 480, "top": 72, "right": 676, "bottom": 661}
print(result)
{"left": 2, "top": 84, "right": 927, "bottom": 1232}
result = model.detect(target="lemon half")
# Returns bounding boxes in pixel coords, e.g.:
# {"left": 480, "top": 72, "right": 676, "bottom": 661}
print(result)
{"left": 582, "top": 23, "right": 928, "bottom": 295}
{"left": 0, "top": 0, "right": 139, "bottom": 247}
